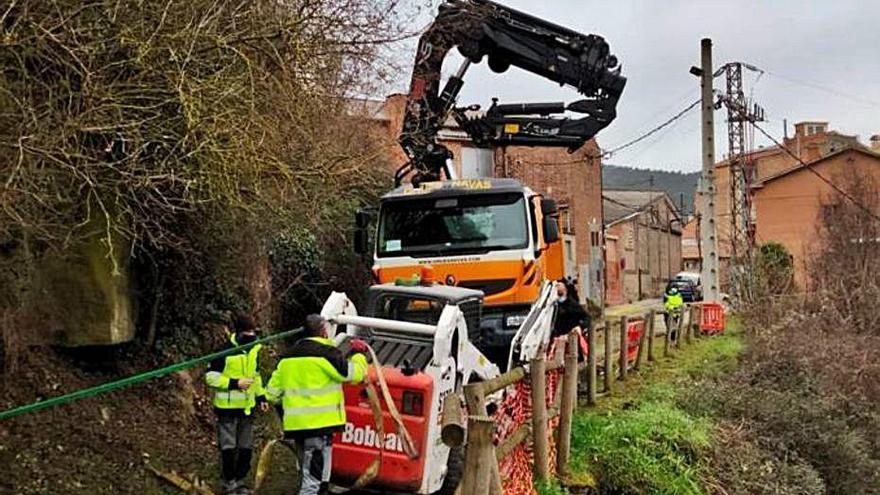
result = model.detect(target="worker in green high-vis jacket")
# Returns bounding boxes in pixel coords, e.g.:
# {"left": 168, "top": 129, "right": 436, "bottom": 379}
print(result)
{"left": 265, "top": 314, "right": 368, "bottom": 495}
{"left": 205, "top": 314, "right": 269, "bottom": 495}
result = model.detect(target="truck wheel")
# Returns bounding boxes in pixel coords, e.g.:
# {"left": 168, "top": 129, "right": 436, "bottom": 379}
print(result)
{"left": 432, "top": 447, "right": 463, "bottom": 495}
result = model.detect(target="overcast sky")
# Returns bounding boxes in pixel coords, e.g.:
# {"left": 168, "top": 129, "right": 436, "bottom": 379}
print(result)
{"left": 390, "top": 0, "right": 880, "bottom": 172}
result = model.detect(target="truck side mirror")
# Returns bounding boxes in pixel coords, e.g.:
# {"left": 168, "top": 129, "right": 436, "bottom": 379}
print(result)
{"left": 354, "top": 228, "right": 368, "bottom": 255}
{"left": 355, "top": 210, "right": 371, "bottom": 229}
{"left": 541, "top": 199, "right": 560, "bottom": 243}
{"left": 354, "top": 209, "right": 372, "bottom": 256}
{"left": 543, "top": 216, "right": 560, "bottom": 244}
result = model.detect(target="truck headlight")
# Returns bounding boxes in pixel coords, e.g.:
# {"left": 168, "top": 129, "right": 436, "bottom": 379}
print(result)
{"left": 505, "top": 314, "right": 527, "bottom": 328}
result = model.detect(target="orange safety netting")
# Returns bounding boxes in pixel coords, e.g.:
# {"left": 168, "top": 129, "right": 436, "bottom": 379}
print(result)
{"left": 492, "top": 336, "right": 566, "bottom": 495}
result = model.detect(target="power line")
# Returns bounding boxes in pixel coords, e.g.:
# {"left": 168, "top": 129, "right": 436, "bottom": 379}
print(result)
{"left": 763, "top": 70, "right": 880, "bottom": 109}
{"left": 723, "top": 98, "right": 880, "bottom": 223}
{"left": 602, "top": 99, "right": 701, "bottom": 158}
{"left": 514, "top": 99, "right": 702, "bottom": 167}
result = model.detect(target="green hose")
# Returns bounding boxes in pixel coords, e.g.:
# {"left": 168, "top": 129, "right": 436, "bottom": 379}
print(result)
{"left": 0, "top": 327, "right": 304, "bottom": 421}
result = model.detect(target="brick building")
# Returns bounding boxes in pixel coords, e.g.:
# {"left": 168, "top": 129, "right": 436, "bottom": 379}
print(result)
{"left": 752, "top": 147, "right": 880, "bottom": 288}
{"left": 685, "top": 120, "right": 865, "bottom": 288}
{"left": 604, "top": 190, "right": 682, "bottom": 305}
{"left": 356, "top": 95, "right": 606, "bottom": 305}
{"left": 680, "top": 216, "right": 700, "bottom": 273}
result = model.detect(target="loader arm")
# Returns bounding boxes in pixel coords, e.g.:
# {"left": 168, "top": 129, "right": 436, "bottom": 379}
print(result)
{"left": 397, "top": 0, "right": 626, "bottom": 185}
{"left": 506, "top": 281, "right": 558, "bottom": 370}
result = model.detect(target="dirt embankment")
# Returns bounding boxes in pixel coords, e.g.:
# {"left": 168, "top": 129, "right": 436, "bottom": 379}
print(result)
{"left": 1, "top": 344, "right": 224, "bottom": 495}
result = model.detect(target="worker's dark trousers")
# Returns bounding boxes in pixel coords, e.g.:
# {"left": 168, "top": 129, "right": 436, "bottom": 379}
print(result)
{"left": 296, "top": 435, "right": 333, "bottom": 495}
{"left": 216, "top": 414, "right": 254, "bottom": 490}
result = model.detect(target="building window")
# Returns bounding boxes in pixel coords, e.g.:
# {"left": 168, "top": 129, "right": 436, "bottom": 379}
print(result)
{"left": 806, "top": 123, "right": 827, "bottom": 136}
{"left": 559, "top": 206, "right": 574, "bottom": 235}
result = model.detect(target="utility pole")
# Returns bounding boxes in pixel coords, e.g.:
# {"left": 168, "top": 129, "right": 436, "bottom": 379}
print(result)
{"left": 695, "top": 38, "right": 720, "bottom": 302}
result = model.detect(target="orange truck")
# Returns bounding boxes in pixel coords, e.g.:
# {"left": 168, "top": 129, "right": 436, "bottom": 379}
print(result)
{"left": 355, "top": 178, "right": 566, "bottom": 364}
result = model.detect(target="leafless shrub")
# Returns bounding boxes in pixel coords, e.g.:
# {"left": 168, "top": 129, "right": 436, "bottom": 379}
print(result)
{"left": 731, "top": 242, "right": 799, "bottom": 332}
{"left": 0, "top": 0, "right": 426, "bottom": 358}
{"left": 699, "top": 169, "right": 880, "bottom": 493}
{"left": 808, "top": 171, "right": 880, "bottom": 332}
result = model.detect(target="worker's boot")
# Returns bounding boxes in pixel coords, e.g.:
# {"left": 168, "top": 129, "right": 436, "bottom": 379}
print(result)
{"left": 222, "top": 480, "right": 241, "bottom": 495}
{"left": 221, "top": 449, "right": 239, "bottom": 494}
{"left": 233, "top": 448, "right": 253, "bottom": 494}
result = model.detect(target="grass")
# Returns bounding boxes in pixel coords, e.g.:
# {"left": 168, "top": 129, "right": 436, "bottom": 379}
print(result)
{"left": 563, "top": 323, "right": 744, "bottom": 495}
{"left": 536, "top": 479, "right": 571, "bottom": 495}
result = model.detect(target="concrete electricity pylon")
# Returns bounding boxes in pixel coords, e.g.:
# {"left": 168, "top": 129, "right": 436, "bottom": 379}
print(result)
{"left": 691, "top": 38, "right": 720, "bottom": 302}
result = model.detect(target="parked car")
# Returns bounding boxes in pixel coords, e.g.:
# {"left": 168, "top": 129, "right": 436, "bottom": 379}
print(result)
{"left": 673, "top": 271, "right": 703, "bottom": 301}
{"left": 665, "top": 278, "right": 699, "bottom": 303}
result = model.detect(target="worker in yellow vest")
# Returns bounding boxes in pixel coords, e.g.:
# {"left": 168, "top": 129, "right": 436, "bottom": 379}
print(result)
{"left": 265, "top": 314, "right": 368, "bottom": 495}
{"left": 205, "top": 314, "right": 268, "bottom": 495}
{"left": 663, "top": 286, "right": 684, "bottom": 339}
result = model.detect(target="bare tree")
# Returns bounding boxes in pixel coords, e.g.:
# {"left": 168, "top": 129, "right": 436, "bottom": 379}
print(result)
{"left": 0, "top": 0, "right": 425, "bottom": 358}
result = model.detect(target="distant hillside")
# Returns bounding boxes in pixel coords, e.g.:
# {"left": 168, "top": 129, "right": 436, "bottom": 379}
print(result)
{"left": 602, "top": 164, "right": 700, "bottom": 215}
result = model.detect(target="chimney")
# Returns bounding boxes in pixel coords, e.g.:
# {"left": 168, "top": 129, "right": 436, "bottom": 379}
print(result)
{"left": 794, "top": 121, "right": 829, "bottom": 138}
{"left": 870, "top": 135, "right": 880, "bottom": 152}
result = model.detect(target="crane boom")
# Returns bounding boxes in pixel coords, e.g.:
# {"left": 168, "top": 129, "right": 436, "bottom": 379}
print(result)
{"left": 397, "top": 0, "right": 626, "bottom": 184}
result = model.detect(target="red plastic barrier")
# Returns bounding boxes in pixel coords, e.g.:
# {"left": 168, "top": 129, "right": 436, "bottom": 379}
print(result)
{"left": 700, "top": 303, "right": 725, "bottom": 334}
{"left": 626, "top": 319, "right": 644, "bottom": 362}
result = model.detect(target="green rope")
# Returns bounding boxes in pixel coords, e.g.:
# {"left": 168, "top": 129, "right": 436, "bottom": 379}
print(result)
{"left": 0, "top": 327, "right": 304, "bottom": 421}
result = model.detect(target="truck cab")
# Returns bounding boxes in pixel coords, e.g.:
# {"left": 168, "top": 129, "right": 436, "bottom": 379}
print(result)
{"left": 356, "top": 178, "right": 565, "bottom": 365}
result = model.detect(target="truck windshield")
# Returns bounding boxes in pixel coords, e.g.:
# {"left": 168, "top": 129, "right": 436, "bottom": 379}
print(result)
{"left": 377, "top": 192, "right": 529, "bottom": 258}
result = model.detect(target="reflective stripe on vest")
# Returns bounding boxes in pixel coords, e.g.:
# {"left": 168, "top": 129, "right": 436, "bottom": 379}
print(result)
{"left": 284, "top": 404, "right": 343, "bottom": 416}
{"left": 284, "top": 384, "right": 343, "bottom": 397}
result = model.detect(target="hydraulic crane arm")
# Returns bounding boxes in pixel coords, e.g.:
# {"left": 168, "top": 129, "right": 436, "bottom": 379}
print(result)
{"left": 453, "top": 99, "right": 612, "bottom": 149}
{"left": 397, "top": 0, "right": 626, "bottom": 184}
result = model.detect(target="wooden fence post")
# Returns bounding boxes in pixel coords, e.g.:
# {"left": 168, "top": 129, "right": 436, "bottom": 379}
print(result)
{"left": 462, "top": 383, "right": 502, "bottom": 495}
{"left": 603, "top": 323, "right": 613, "bottom": 394}
{"left": 647, "top": 309, "right": 656, "bottom": 362}
{"left": 675, "top": 310, "right": 684, "bottom": 349}
{"left": 663, "top": 312, "right": 671, "bottom": 358}
{"left": 441, "top": 394, "right": 464, "bottom": 447}
{"left": 556, "top": 333, "right": 579, "bottom": 477}
{"left": 461, "top": 415, "right": 494, "bottom": 495}
{"left": 686, "top": 305, "right": 695, "bottom": 345}
{"left": 587, "top": 323, "right": 598, "bottom": 405}
{"left": 634, "top": 316, "right": 647, "bottom": 370}
{"left": 618, "top": 315, "right": 629, "bottom": 380}
{"left": 693, "top": 304, "right": 702, "bottom": 338}
{"left": 529, "top": 357, "right": 549, "bottom": 482}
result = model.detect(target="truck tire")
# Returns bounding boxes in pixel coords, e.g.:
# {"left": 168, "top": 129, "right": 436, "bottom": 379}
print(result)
{"left": 432, "top": 447, "right": 463, "bottom": 495}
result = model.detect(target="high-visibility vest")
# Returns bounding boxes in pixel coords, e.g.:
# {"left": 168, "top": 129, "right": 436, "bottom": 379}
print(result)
{"left": 265, "top": 337, "right": 367, "bottom": 433}
{"left": 665, "top": 293, "right": 684, "bottom": 312}
{"left": 205, "top": 334, "right": 264, "bottom": 415}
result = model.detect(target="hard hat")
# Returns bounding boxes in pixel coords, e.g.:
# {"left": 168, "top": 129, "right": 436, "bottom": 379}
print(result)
{"left": 668, "top": 287, "right": 679, "bottom": 295}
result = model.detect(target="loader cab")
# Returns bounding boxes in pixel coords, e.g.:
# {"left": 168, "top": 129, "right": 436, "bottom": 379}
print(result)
{"left": 364, "top": 283, "right": 484, "bottom": 351}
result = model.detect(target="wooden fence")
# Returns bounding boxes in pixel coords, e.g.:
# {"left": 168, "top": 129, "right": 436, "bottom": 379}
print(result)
{"left": 458, "top": 303, "right": 705, "bottom": 495}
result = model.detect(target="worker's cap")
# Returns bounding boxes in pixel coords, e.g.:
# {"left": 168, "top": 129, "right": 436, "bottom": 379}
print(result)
{"left": 305, "top": 314, "right": 327, "bottom": 335}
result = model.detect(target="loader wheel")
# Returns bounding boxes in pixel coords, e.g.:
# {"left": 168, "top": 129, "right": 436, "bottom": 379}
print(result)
{"left": 432, "top": 446, "right": 463, "bottom": 495}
